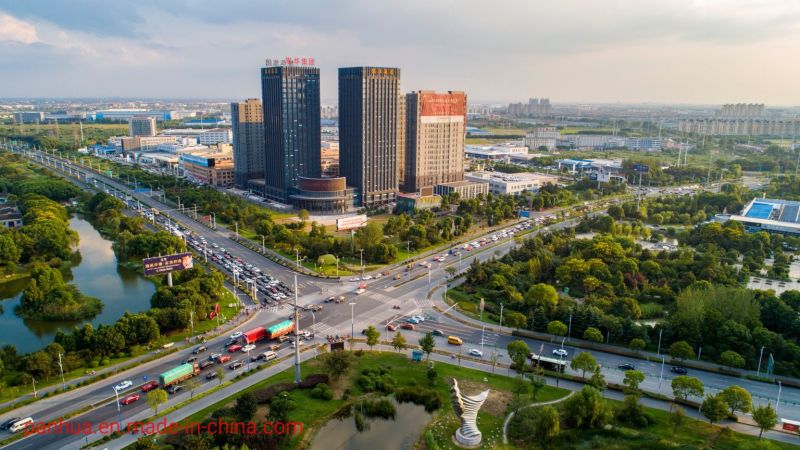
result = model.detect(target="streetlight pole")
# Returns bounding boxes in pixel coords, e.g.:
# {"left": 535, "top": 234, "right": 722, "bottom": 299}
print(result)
{"left": 658, "top": 356, "right": 665, "bottom": 390}
{"left": 567, "top": 311, "right": 573, "bottom": 341}
{"left": 235, "top": 222, "right": 239, "bottom": 241}
{"left": 499, "top": 303, "right": 504, "bottom": 328}
{"left": 657, "top": 329, "right": 663, "bottom": 356}
{"left": 777, "top": 381, "right": 783, "bottom": 413}
{"left": 32, "top": 377, "right": 37, "bottom": 398}
{"left": 757, "top": 346, "right": 766, "bottom": 377}
{"left": 58, "top": 353, "right": 66, "bottom": 391}
{"left": 350, "top": 302, "right": 356, "bottom": 338}
{"left": 295, "top": 248, "right": 300, "bottom": 268}
{"left": 481, "top": 325, "right": 485, "bottom": 353}
{"left": 293, "top": 275, "right": 301, "bottom": 384}
{"left": 113, "top": 387, "right": 121, "bottom": 425}
{"left": 260, "top": 235, "right": 265, "bottom": 253}
{"left": 359, "top": 249, "right": 364, "bottom": 277}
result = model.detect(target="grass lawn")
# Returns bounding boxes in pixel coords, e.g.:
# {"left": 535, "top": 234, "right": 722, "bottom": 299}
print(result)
{"left": 171, "top": 351, "right": 569, "bottom": 449}
{"left": 506, "top": 397, "right": 798, "bottom": 449}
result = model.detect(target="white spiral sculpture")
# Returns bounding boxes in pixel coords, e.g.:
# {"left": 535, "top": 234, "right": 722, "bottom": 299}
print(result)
{"left": 450, "top": 378, "right": 490, "bottom": 447}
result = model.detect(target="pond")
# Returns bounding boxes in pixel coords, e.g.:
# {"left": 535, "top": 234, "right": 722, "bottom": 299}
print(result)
{"left": 0, "top": 216, "right": 156, "bottom": 353}
{"left": 309, "top": 398, "right": 433, "bottom": 450}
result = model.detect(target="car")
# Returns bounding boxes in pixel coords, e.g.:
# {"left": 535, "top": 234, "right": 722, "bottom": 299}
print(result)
{"left": 618, "top": 363, "right": 636, "bottom": 371}
{"left": 325, "top": 296, "right": 336, "bottom": 303}
{"left": 363, "top": 275, "right": 373, "bottom": 280}
{"left": 361, "top": 328, "right": 369, "bottom": 335}
{"left": 401, "top": 323, "right": 415, "bottom": 330}
{"left": 432, "top": 329, "right": 445, "bottom": 337}
{"left": 199, "top": 360, "right": 214, "bottom": 370}
{"left": 209, "top": 353, "right": 222, "bottom": 361}
{"left": 406, "top": 317, "right": 420, "bottom": 324}
{"left": 0, "top": 417, "right": 21, "bottom": 431}
{"left": 552, "top": 349, "right": 568, "bottom": 357}
{"left": 206, "top": 371, "right": 217, "bottom": 380}
{"left": 141, "top": 380, "right": 159, "bottom": 392}
{"left": 386, "top": 323, "right": 397, "bottom": 331}
{"left": 185, "top": 356, "right": 198, "bottom": 364}
{"left": 225, "top": 338, "right": 239, "bottom": 347}
{"left": 120, "top": 394, "right": 140, "bottom": 405}
{"left": 166, "top": 385, "right": 183, "bottom": 394}
{"left": 670, "top": 366, "right": 688, "bottom": 375}
{"left": 114, "top": 380, "right": 133, "bottom": 392}
{"left": 217, "top": 355, "right": 231, "bottom": 364}
{"left": 229, "top": 360, "right": 244, "bottom": 370}
{"left": 412, "top": 315, "right": 425, "bottom": 323}
{"left": 468, "top": 349, "right": 483, "bottom": 358}
{"left": 355, "top": 288, "right": 366, "bottom": 295}
{"left": 242, "top": 344, "right": 256, "bottom": 353}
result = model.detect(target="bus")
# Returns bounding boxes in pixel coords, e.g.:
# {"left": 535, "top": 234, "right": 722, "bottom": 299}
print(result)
{"left": 528, "top": 353, "right": 567, "bottom": 373}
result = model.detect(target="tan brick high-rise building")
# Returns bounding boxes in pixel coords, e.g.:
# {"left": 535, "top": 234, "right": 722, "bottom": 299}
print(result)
{"left": 231, "top": 98, "right": 265, "bottom": 189}
{"left": 403, "top": 91, "right": 467, "bottom": 194}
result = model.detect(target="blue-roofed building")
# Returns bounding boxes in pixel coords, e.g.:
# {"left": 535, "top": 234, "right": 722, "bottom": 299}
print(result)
{"left": 728, "top": 198, "right": 800, "bottom": 235}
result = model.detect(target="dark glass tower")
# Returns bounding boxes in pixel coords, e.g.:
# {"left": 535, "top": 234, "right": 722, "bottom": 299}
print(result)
{"left": 338, "top": 66, "right": 401, "bottom": 207}
{"left": 261, "top": 65, "right": 321, "bottom": 202}
{"left": 231, "top": 98, "right": 265, "bottom": 189}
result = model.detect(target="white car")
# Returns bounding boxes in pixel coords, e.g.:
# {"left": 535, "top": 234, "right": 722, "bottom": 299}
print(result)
{"left": 355, "top": 288, "right": 366, "bottom": 295}
{"left": 412, "top": 315, "right": 425, "bottom": 323}
{"left": 552, "top": 348, "right": 569, "bottom": 357}
{"left": 241, "top": 344, "right": 256, "bottom": 353}
{"left": 468, "top": 349, "right": 483, "bottom": 358}
{"left": 230, "top": 332, "right": 243, "bottom": 340}
{"left": 114, "top": 380, "right": 133, "bottom": 391}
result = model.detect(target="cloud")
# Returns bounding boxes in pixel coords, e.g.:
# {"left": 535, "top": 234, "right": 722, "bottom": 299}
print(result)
{"left": 0, "top": 13, "right": 38, "bottom": 44}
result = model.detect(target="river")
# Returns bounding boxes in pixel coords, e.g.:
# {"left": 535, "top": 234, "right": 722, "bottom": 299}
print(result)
{"left": 0, "top": 216, "right": 156, "bottom": 354}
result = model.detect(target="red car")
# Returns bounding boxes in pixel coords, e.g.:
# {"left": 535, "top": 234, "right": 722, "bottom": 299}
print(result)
{"left": 120, "top": 394, "right": 140, "bottom": 405}
{"left": 141, "top": 380, "right": 159, "bottom": 392}
{"left": 386, "top": 323, "right": 397, "bottom": 331}
{"left": 228, "top": 344, "right": 242, "bottom": 353}
{"left": 401, "top": 323, "right": 415, "bottom": 330}
{"left": 217, "top": 355, "right": 231, "bottom": 364}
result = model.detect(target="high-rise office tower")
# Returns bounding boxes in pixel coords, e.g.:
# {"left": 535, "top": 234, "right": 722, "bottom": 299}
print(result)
{"left": 338, "top": 66, "right": 401, "bottom": 207}
{"left": 231, "top": 99, "right": 265, "bottom": 189}
{"left": 397, "top": 94, "right": 406, "bottom": 188}
{"left": 129, "top": 116, "right": 156, "bottom": 137}
{"left": 261, "top": 64, "right": 321, "bottom": 202}
{"left": 404, "top": 91, "right": 467, "bottom": 193}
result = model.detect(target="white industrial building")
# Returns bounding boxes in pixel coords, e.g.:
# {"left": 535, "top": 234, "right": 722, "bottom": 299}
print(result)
{"left": 464, "top": 171, "right": 560, "bottom": 195}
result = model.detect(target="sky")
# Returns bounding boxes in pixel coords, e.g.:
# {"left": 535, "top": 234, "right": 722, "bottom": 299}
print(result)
{"left": 0, "top": 0, "right": 799, "bottom": 105}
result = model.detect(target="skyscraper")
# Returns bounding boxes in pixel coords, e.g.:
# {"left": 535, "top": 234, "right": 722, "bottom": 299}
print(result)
{"left": 404, "top": 91, "right": 467, "bottom": 193}
{"left": 261, "top": 64, "right": 321, "bottom": 203}
{"left": 129, "top": 116, "right": 156, "bottom": 137}
{"left": 338, "top": 66, "right": 401, "bottom": 207}
{"left": 231, "top": 98, "right": 265, "bottom": 189}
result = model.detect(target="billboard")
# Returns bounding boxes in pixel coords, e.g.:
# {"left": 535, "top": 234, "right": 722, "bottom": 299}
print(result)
{"left": 632, "top": 163, "right": 650, "bottom": 173}
{"left": 419, "top": 92, "right": 467, "bottom": 119}
{"left": 336, "top": 214, "right": 368, "bottom": 231}
{"left": 143, "top": 252, "right": 194, "bottom": 276}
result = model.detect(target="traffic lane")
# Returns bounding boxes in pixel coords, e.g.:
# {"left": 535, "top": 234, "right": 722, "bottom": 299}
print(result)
{"left": 6, "top": 343, "right": 302, "bottom": 450}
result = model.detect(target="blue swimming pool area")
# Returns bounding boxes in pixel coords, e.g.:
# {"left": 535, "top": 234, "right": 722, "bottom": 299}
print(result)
{"left": 746, "top": 202, "right": 774, "bottom": 219}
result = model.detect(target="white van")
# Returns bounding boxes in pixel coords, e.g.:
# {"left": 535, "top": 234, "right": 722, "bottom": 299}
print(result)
{"left": 10, "top": 417, "right": 33, "bottom": 433}
{"left": 262, "top": 351, "right": 277, "bottom": 361}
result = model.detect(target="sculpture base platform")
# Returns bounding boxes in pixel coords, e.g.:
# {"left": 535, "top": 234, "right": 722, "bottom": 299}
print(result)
{"left": 453, "top": 429, "right": 483, "bottom": 448}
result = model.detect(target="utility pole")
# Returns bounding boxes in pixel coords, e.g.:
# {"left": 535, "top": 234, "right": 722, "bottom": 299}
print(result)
{"left": 58, "top": 353, "right": 66, "bottom": 391}
{"left": 293, "top": 275, "right": 301, "bottom": 384}
{"left": 499, "top": 303, "right": 504, "bottom": 328}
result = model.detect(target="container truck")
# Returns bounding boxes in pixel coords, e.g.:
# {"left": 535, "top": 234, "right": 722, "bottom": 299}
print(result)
{"left": 159, "top": 363, "right": 200, "bottom": 387}
{"left": 239, "top": 326, "right": 267, "bottom": 345}
{"left": 266, "top": 320, "right": 294, "bottom": 340}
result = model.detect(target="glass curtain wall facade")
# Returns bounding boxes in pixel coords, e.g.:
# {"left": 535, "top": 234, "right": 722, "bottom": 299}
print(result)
{"left": 261, "top": 65, "right": 321, "bottom": 202}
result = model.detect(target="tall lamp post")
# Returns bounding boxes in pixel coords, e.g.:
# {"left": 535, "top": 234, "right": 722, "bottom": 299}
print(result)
{"left": 350, "top": 302, "right": 356, "bottom": 338}
{"left": 756, "top": 346, "right": 766, "bottom": 377}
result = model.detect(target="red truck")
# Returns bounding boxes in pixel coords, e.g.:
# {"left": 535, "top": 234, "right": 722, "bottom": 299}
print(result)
{"left": 240, "top": 326, "right": 267, "bottom": 345}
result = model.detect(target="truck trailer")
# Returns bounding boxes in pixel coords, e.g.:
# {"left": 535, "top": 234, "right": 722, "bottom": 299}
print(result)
{"left": 266, "top": 320, "right": 294, "bottom": 340}
{"left": 159, "top": 363, "right": 200, "bottom": 387}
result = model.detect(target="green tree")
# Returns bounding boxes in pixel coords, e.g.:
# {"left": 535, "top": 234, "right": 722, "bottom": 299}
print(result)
{"left": 529, "top": 367, "right": 546, "bottom": 400}
{"left": 419, "top": 333, "right": 435, "bottom": 361}
{"left": 391, "top": 332, "right": 407, "bottom": 352}
{"left": 147, "top": 389, "right": 168, "bottom": 415}
{"left": 562, "top": 386, "right": 613, "bottom": 428}
{"left": 525, "top": 283, "right": 559, "bottom": 312}
{"left": 233, "top": 393, "right": 258, "bottom": 421}
{"left": 570, "top": 352, "right": 597, "bottom": 379}
{"left": 720, "top": 385, "right": 752, "bottom": 415}
{"left": 215, "top": 367, "right": 225, "bottom": 385}
{"left": 320, "top": 349, "right": 352, "bottom": 380}
{"left": 507, "top": 340, "right": 530, "bottom": 372}
{"left": 668, "top": 341, "right": 695, "bottom": 360}
{"left": 185, "top": 377, "right": 201, "bottom": 399}
{"left": 670, "top": 405, "right": 687, "bottom": 436}
{"left": 364, "top": 326, "right": 380, "bottom": 352}
{"left": 268, "top": 392, "right": 297, "bottom": 422}
{"left": 426, "top": 366, "right": 438, "bottom": 385}
{"left": 623, "top": 370, "right": 646, "bottom": 394}
{"left": 671, "top": 376, "right": 704, "bottom": 401}
{"left": 504, "top": 311, "right": 528, "bottom": 329}
{"left": 701, "top": 394, "right": 728, "bottom": 424}
{"left": 298, "top": 209, "right": 310, "bottom": 221}
{"left": 719, "top": 350, "right": 746, "bottom": 369}
{"left": 547, "top": 320, "right": 568, "bottom": 336}
{"left": 0, "top": 234, "right": 21, "bottom": 266}
{"left": 534, "top": 405, "right": 561, "bottom": 441}
{"left": 589, "top": 367, "right": 606, "bottom": 391}
{"left": 629, "top": 338, "right": 646, "bottom": 352}
{"left": 583, "top": 327, "right": 603, "bottom": 343}
{"left": 752, "top": 403, "right": 778, "bottom": 439}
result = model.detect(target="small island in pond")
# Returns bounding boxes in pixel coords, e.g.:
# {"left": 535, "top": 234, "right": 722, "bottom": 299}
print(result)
{"left": 16, "top": 263, "right": 103, "bottom": 321}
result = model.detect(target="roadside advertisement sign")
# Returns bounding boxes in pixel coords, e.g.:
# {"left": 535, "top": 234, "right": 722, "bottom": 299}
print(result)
{"left": 143, "top": 252, "right": 194, "bottom": 276}
{"left": 336, "top": 215, "right": 368, "bottom": 231}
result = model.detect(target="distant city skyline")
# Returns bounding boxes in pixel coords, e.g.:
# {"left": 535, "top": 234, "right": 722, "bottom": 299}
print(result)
{"left": 0, "top": 1, "right": 799, "bottom": 104}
